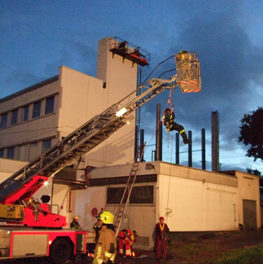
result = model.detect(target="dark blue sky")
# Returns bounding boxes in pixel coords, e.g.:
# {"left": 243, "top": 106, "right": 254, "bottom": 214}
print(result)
{"left": 1, "top": 0, "right": 263, "bottom": 172}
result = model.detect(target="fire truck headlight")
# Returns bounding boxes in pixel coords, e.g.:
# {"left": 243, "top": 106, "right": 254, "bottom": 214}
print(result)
{"left": 44, "top": 181, "right": 48, "bottom": 186}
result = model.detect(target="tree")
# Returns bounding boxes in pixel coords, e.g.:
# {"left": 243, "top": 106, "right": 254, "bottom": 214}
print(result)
{"left": 239, "top": 107, "right": 263, "bottom": 161}
{"left": 246, "top": 168, "right": 261, "bottom": 176}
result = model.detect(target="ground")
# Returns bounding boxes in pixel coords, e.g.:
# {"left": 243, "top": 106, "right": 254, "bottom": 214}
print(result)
{"left": 2, "top": 230, "right": 263, "bottom": 264}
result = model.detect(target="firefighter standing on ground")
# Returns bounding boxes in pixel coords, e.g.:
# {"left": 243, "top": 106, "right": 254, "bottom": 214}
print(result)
{"left": 93, "top": 211, "right": 116, "bottom": 264}
{"left": 155, "top": 216, "right": 170, "bottom": 260}
{"left": 162, "top": 108, "right": 190, "bottom": 144}
{"left": 117, "top": 229, "right": 135, "bottom": 257}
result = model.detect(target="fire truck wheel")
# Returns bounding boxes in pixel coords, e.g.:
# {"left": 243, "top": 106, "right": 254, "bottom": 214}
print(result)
{"left": 50, "top": 238, "right": 73, "bottom": 264}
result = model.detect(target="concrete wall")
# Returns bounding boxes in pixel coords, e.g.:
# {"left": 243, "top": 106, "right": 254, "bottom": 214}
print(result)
{"left": 158, "top": 175, "right": 238, "bottom": 231}
{"left": 71, "top": 186, "right": 106, "bottom": 230}
{"left": 0, "top": 158, "right": 27, "bottom": 182}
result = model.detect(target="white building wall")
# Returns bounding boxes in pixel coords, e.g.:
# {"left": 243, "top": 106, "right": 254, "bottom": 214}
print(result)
{"left": 58, "top": 64, "right": 136, "bottom": 167}
{"left": 71, "top": 187, "right": 107, "bottom": 230}
{"left": 158, "top": 175, "right": 238, "bottom": 231}
{"left": 0, "top": 158, "right": 27, "bottom": 182}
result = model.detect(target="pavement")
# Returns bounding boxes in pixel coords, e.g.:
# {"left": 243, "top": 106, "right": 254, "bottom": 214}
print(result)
{"left": 1, "top": 252, "right": 176, "bottom": 264}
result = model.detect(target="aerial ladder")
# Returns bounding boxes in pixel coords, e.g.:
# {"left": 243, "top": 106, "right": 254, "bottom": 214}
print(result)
{"left": 0, "top": 50, "right": 201, "bottom": 229}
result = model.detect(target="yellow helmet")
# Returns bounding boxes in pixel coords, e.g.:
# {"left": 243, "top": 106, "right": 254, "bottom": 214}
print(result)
{"left": 98, "top": 211, "right": 114, "bottom": 224}
{"left": 73, "top": 215, "right": 79, "bottom": 220}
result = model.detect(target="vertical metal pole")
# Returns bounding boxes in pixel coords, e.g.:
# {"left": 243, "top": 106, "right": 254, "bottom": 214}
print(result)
{"left": 188, "top": 131, "right": 192, "bottom": 167}
{"left": 176, "top": 133, "right": 179, "bottom": 164}
{"left": 152, "top": 150, "right": 156, "bottom": 162}
{"left": 140, "top": 129, "right": 144, "bottom": 161}
{"left": 212, "top": 111, "right": 219, "bottom": 172}
{"left": 135, "top": 66, "right": 142, "bottom": 161}
{"left": 155, "top": 104, "right": 162, "bottom": 161}
{"left": 159, "top": 120, "right": 162, "bottom": 160}
{"left": 134, "top": 125, "right": 138, "bottom": 161}
{"left": 201, "top": 128, "right": 206, "bottom": 170}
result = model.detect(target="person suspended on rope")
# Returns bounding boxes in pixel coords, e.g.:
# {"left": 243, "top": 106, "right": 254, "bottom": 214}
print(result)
{"left": 162, "top": 108, "right": 190, "bottom": 144}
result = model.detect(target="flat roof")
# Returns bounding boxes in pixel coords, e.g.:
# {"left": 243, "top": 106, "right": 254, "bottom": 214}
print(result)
{"left": 0, "top": 75, "right": 59, "bottom": 103}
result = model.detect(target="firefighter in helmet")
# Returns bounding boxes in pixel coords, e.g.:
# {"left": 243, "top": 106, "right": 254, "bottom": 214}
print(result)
{"left": 70, "top": 215, "right": 81, "bottom": 229}
{"left": 162, "top": 108, "right": 190, "bottom": 144}
{"left": 93, "top": 211, "right": 116, "bottom": 264}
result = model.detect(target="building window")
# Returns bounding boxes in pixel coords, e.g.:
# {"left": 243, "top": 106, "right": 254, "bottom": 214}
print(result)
{"left": 7, "top": 147, "right": 14, "bottom": 159}
{"left": 22, "top": 105, "right": 29, "bottom": 122}
{"left": 107, "top": 185, "right": 154, "bottom": 204}
{"left": 130, "top": 186, "right": 154, "bottom": 204}
{"left": 0, "top": 149, "right": 4, "bottom": 158}
{"left": 0, "top": 113, "right": 8, "bottom": 129}
{"left": 42, "top": 138, "right": 51, "bottom": 153}
{"left": 107, "top": 187, "right": 124, "bottom": 204}
{"left": 32, "top": 101, "right": 41, "bottom": 119}
{"left": 29, "top": 142, "right": 38, "bottom": 161}
{"left": 11, "top": 109, "right": 18, "bottom": 125}
{"left": 45, "top": 95, "right": 54, "bottom": 115}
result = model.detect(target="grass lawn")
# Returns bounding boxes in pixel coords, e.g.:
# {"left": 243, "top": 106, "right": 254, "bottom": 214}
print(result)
{"left": 167, "top": 230, "right": 263, "bottom": 263}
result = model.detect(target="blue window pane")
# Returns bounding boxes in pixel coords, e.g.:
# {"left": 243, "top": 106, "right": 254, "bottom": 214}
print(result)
{"left": 0, "top": 149, "right": 4, "bottom": 158}
{"left": 7, "top": 147, "right": 14, "bottom": 159}
{"left": 23, "top": 105, "right": 29, "bottom": 121}
{"left": 32, "top": 101, "right": 41, "bottom": 119}
{"left": 0, "top": 113, "right": 8, "bottom": 128}
{"left": 45, "top": 96, "right": 54, "bottom": 115}
{"left": 11, "top": 109, "right": 18, "bottom": 125}
{"left": 42, "top": 139, "right": 51, "bottom": 152}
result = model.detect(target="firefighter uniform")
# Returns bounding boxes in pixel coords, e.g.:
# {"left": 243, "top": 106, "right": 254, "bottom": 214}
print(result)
{"left": 155, "top": 216, "right": 169, "bottom": 260}
{"left": 162, "top": 108, "right": 190, "bottom": 144}
{"left": 93, "top": 211, "right": 116, "bottom": 264}
{"left": 117, "top": 229, "right": 135, "bottom": 257}
{"left": 70, "top": 215, "right": 80, "bottom": 229}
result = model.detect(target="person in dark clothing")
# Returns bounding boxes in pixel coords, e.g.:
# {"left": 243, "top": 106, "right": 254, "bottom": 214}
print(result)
{"left": 93, "top": 218, "right": 103, "bottom": 243}
{"left": 131, "top": 47, "right": 143, "bottom": 57}
{"left": 155, "top": 216, "right": 169, "bottom": 260}
{"left": 118, "top": 41, "right": 127, "bottom": 52}
{"left": 162, "top": 108, "right": 190, "bottom": 144}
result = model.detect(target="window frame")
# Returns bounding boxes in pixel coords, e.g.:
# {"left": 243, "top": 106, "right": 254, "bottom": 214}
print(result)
{"left": 42, "top": 138, "right": 51, "bottom": 153}
{"left": 0, "top": 149, "right": 4, "bottom": 158}
{"left": 22, "top": 105, "right": 29, "bottom": 122}
{"left": 0, "top": 113, "right": 8, "bottom": 129}
{"left": 45, "top": 95, "right": 55, "bottom": 115}
{"left": 32, "top": 100, "right": 41, "bottom": 119}
{"left": 11, "top": 109, "right": 18, "bottom": 125}
{"left": 106, "top": 185, "right": 154, "bottom": 205}
{"left": 7, "top": 147, "right": 14, "bottom": 159}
